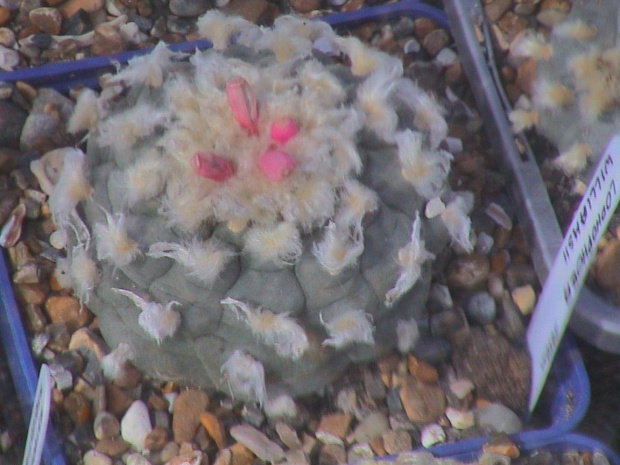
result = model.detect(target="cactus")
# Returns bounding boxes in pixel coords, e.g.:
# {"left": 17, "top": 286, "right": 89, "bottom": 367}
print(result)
{"left": 53, "top": 15, "right": 469, "bottom": 402}
{"left": 510, "top": 0, "right": 620, "bottom": 180}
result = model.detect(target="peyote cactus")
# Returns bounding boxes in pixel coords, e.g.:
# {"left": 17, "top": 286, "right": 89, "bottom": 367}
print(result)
{"left": 47, "top": 14, "right": 472, "bottom": 403}
{"left": 508, "top": 0, "right": 620, "bottom": 181}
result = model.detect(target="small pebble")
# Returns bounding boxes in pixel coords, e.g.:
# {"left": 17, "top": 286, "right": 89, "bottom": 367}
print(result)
{"left": 83, "top": 449, "right": 113, "bottom": 465}
{"left": 168, "top": 0, "right": 208, "bottom": 18}
{"left": 420, "top": 423, "right": 445, "bottom": 448}
{"left": 511, "top": 284, "right": 536, "bottom": 315}
{"left": 120, "top": 400, "right": 152, "bottom": 452}
{"left": 475, "top": 402, "right": 522, "bottom": 434}
{"left": 465, "top": 291, "right": 497, "bottom": 325}
{"left": 445, "top": 407, "right": 475, "bottom": 429}
{"left": 93, "top": 411, "right": 120, "bottom": 440}
{"left": 172, "top": 388, "right": 209, "bottom": 444}
{"left": 230, "top": 424, "right": 285, "bottom": 463}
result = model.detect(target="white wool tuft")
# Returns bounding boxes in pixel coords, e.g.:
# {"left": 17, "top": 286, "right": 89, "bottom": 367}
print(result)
{"left": 148, "top": 238, "right": 235, "bottom": 286}
{"left": 508, "top": 109, "right": 538, "bottom": 133}
{"left": 221, "top": 350, "right": 267, "bottom": 404}
{"left": 68, "top": 89, "right": 103, "bottom": 134}
{"left": 552, "top": 143, "right": 592, "bottom": 176}
{"left": 532, "top": 79, "right": 574, "bottom": 110}
{"left": 312, "top": 220, "right": 364, "bottom": 276}
{"left": 113, "top": 288, "right": 181, "bottom": 343}
{"left": 334, "top": 36, "right": 400, "bottom": 77}
{"left": 335, "top": 179, "right": 379, "bottom": 227}
{"left": 510, "top": 31, "right": 553, "bottom": 61}
{"left": 70, "top": 245, "right": 100, "bottom": 304}
{"left": 124, "top": 151, "right": 168, "bottom": 205}
{"left": 320, "top": 310, "right": 375, "bottom": 348}
{"left": 243, "top": 223, "right": 302, "bottom": 266}
{"left": 97, "top": 104, "right": 169, "bottom": 153}
{"left": 396, "top": 318, "right": 420, "bottom": 354}
{"left": 552, "top": 20, "right": 597, "bottom": 41}
{"left": 395, "top": 130, "right": 452, "bottom": 200}
{"left": 356, "top": 61, "right": 402, "bottom": 141}
{"left": 101, "top": 342, "right": 134, "bottom": 381}
{"left": 385, "top": 212, "right": 435, "bottom": 307}
{"left": 94, "top": 210, "right": 141, "bottom": 267}
{"left": 48, "top": 148, "right": 92, "bottom": 226}
{"left": 440, "top": 193, "right": 474, "bottom": 253}
{"left": 197, "top": 10, "right": 257, "bottom": 50}
{"left": 221, "top": 297, "right": 308, "bottom": 360}
{"left": 108, "top": 42, "right": 179, "bottom": 88}
{"left": 396, "top": 79, "right": 447, "bottom": 149}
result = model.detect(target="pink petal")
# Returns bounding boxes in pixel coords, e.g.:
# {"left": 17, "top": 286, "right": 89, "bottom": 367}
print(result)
{"left": 191, "top": 152, "right": 236, "bottom": 182}
{"left": 226, "top": 77, "right": 259, "bottom": 135}
{"left": 258, "top": 150, "right": 296, "bottom": 182}
{"left": 270, "top": 117, "right": 299, "bottom": 144}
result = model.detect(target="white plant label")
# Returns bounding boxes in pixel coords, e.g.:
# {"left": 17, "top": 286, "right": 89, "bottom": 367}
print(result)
{"left": 22, "top": 364, "right": 51, "bottom": 465}
{"left": 528, "top": 135, "right": 620, "bottom": 412}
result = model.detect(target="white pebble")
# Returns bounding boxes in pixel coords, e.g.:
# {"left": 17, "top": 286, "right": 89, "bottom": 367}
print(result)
{"left": 445, "top": 407, "right": 475, "bottom": 429}
{"left": 475, "top": 403, "right": 522, "bottom": 434}
{"left": 83, "top": 450, "right": 112, "bottom": 465}
{"left": 313, "top": 37, "right": 336, "bottom": 55}
{"left": 420, "top": 423, "right": 445, "bottom": 448}
{"left": 120, "top": 400, "right": 152, "bottom": 452}
{"left": 449, "top": 379, "right": 474, "bottom": 400}
{"left": 475, "top": 232, "right": 494, "bottom": 254}
{"left": 434, "top": 48, "right": 458, "bottom": 67}
{"left": 425, "top": 197, "right": 445, "bottom": 218}
{"left": 444, "top": 136, "right": 463, "bottom": 154}
{"left": 0, "top": 44, "right": 19, "bottom": 71}
{"left": 486, "top": 202, "right": 513, "bottom": 230}
{"left": 164, "top": 391, "right": 177, "bottom": 413}
{"left": 49, "top": 229, "right": 68, "bottom": 249}
{"left": 403, "top": 38, "right": 420, "bottom": 54}
{"left": 230, "top": 425, "right": 285, "bottom": 463}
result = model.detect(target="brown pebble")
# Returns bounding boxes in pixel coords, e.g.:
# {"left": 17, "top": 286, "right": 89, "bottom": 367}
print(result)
{"left": 230, "top": 443, "right": 254, "bottom": 465}
{"left": 29, "top": 8, "right": 62, "bottom": 35}
{"left": 413, "top": 17, "right": 436, "bottom": 41}
{"left": 93, "top": 411, "right": 120, "bottom": 440}
{"left": 289, "top": 0, "right": 319, "bottom": 13}
{"left": 399, "top": 377, "right": 446, "bottom": 424}
{"left": 497, "top": 11, "right": 527, "bottom": 43}
{"left": 368, "top": 436, "right": 386, "bottom": 456}
{"left": 95, "top": 437, "right": 131, "bottom": 457}
{"left": 91, "top": 25, "right": 124, "bottom": 56}
{"left": 14, "top": 283, "right": 47, "bottom": 306}
{"left": 147, "top": 393, "right": 168, "bottom": 411}
{"left": 0, "top": 7, "right": 10, "bottom": 27}
{"left": 445, "top": 61, "right": 463, "bottom": 85}
{"left": 225, "top": 0, "right": 278, "bottom": 26}
{"left": 172, "top": 388, "right": 209, "bottom": 444}
{"left": 58, "top": 0, "right": 104, "bottom": 18}
{"left": 382, "top": 429, "right": 412, "bottom": 455}
{"left": 515, "top": 58, "right": 537, "bottom": 96}
{"left": 68, "top": 327, "right": 107, "bottom": 361}
{"left": 166, "top": 451, "right": 204, "bottom": 465}
{"left": 341, "top": 0, "right": 364, "bottom": 12}
{"left": 482, "top": 434, "right": 520, "bottom": 458}
{"left": 316, "top": 413, "right": 352, "bottom": 442}
{"left": 63, "top": 391, "right": 92, "bottom": 425}
{"left": 22, "top": 303, "right": 47, "bottom": 332}
{"left": 422, "top": 29, "right": 449, "bottom": 56}
{"left": 44, "top": 295, "right": 92, "bottom": 332}
{"left": 490, "top": 250, "right": 510, "bottom": 274}
{"left": 319, "top": 443, "right": 346, "bottom": 465}
{"left": 407, "top": 355, "right": 438, "bottom": 384}
{"left": 536, "top": 0, "right": 570, "bottom": 26}
{"left": 446, "top": 253, "right": 490, "bottom": 291}
{"left": 596, "top": 238, "right": 620, "bottom": 290}
{"left": 200, "top": 411, "right": 226, "bottom": 450}
{"left": 144, "top": 425, "right": 168, "bottom": 451}
{"left": 484, "top": 0, "right": 511, "bottom": 22}
{"left": 106, "top": 383, "right": 134, "bottom": 417}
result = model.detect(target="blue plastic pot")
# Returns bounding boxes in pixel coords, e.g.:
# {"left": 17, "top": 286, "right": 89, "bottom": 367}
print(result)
{"left": 0, "top": 2, "right": 589, "bottom": 464}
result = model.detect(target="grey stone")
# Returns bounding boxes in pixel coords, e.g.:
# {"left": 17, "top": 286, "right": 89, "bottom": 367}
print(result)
{"left": 0, "top": 45, "right": 19, "bottom": 71}
{"left": 465, "top": 291, "right": 497, "bottom": 325}
{"left": 168, "top": 0, "right": 209, "bottom": 17}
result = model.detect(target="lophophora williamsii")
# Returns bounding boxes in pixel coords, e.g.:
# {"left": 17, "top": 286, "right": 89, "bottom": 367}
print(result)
{"left": 41, "top": 13, "right": 474, "bottom": 406}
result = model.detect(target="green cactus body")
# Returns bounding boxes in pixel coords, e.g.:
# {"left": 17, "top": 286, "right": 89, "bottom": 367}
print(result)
{"left": 57, "top": 16, "right": 466, "bottom": 402}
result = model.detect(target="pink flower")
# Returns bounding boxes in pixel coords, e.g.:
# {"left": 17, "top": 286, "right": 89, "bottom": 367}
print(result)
{"left": 258, "top": 150, "right": 296, "bottom": 182}
{"left": 226, "top": 77, "right": 259, "bottom": 135}
{"left": 191, "top": 152, "right": 236, "bottom": 182}
{"left": 270, "top": 117, "right": 299, "bottom": 144}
